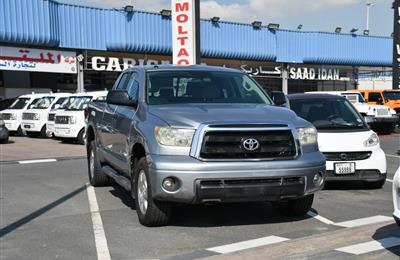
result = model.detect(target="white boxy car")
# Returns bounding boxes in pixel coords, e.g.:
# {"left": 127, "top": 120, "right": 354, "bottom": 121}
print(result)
{"left": 47, "top": 94, "right": 80, "bottom": 137}
{"left": 288, "top": 93, "right": 387, "bottom": 188}
{"left": 21, "top": 93, "right": 71, "bottom": 137}
{"left": 393, "top": 167, "right": 400, "bottom": 225}
{"left": 308, "top": 91, "right": 397, "bottom": 134}
{"left": 54, "top": 91, "right": 107, "bottom": 144}
{"left": 0, "top": 93, "right": 48, "bottom": 135}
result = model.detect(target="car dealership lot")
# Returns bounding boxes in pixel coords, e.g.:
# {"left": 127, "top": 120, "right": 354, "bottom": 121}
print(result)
{"left": 1, "top": 133, "right": 400, "bottom": 259}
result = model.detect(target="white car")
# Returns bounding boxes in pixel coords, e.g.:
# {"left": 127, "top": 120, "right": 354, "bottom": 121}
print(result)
{"left": 288, "top": 93, "right": 387, "bottom": 188}
{"left": 393, "top": 167, "right": 400, "bottom": 225}
{"left": 307, "top": 91, "right": 397, "bottom": 134}
{"left": 0, "top": 93, "right": 48, "bottom": 135}
{"left": 21, "top": 93, "right": 71, "bottom": 137}
{"left": 47, "top": 94, "right": 81, "bottom": 137}
{"left": 54, "top": 91, "right": 107, "bottom": 144}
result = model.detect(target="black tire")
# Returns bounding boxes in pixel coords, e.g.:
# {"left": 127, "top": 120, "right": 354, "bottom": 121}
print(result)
{"left": 77, "top": 129, "right": 85, "bottom": 145}
{"left": 364, "top": 179, "right": 386, "bottom": 189}
{"left": 274, "top": 194, "right": 314, "bottom": 217}
{"left": 17, "top": 126, "right": 23, "bottom": 136}
{"left": 40, "top": 125, "right": 47, "bottom": 138}
{"left": 134, "top": 157, "right": 172, "bottom": 227}
{"left": 87, "top": 140, "right": 109, "bottom": 187}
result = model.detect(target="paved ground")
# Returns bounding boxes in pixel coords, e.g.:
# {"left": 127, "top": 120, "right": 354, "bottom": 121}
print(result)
{"left": 1, "top": 133, "right": 399, "bottom": 260}
{"left": 0, "top": 136, "right": 85, "bottom": 162}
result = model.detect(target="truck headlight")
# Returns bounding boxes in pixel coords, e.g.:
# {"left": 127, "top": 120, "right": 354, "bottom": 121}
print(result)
{"left": 69, "top": 116, "right": 76, "bottom": 124}
{"left": 33, "top": 113, "right": 40, "bottom": 120}
{"left": 10, "top": 113, "right": 17, "bottom": 120}
{"left": 297, "top": 126, "right": 318, "bottom": 146}
{"left": 154, "top": 127, "right": 195, "bottom": 147}
{"left": 364, "top": 133, "right": 379, "bottom": 147}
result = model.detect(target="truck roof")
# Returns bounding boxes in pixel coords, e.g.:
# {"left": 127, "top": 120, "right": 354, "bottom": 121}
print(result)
{"left": 288, "top": 93, "right": 346, "bottom": 100}
{"left": 133, "top": 64, "right": 242, "bottom": 74}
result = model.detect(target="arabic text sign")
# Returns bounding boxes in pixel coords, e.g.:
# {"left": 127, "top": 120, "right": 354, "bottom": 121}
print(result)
{"left": 171, "top": 0, "right": 197, "bottom": 65}
{"left": 0, "top": 46, "right": 77, "bottom": 74}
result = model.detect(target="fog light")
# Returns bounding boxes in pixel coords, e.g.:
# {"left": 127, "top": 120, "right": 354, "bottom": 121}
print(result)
{"left": 162, "top": 177, "right": 180, "bottom": 192}
{"left": 313, "top": 172, "right": 324, "bottom": 186}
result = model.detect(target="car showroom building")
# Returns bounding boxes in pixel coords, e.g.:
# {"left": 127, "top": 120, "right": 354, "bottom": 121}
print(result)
{"left": 0, "top": 0, "right": 393, "bottom": 98}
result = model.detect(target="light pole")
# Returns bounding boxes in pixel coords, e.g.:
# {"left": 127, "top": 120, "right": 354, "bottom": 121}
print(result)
{"left": 366, "top": 1, "right": 375, "bottom": 31}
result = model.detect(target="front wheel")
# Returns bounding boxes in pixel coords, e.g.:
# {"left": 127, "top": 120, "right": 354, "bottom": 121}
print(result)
{"left": 77, "top": 129, "right": 85, "bottom": 145}
{"left": 87, "top": 141, "right": 109, "bottom": 187}
{"left": 134, "top": 157, "right": 172, "bottom": 227}
{"left": 273, "top": 194, "right": 314, "bottom": 217}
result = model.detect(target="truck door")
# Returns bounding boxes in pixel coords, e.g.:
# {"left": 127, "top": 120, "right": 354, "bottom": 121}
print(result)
{"left": 113, "top": 72, "right": 140, "bottom": 174}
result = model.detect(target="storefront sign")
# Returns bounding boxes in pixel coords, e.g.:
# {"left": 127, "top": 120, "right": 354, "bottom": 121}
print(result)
{"left": 393, "top": 0, "right": 400, "bottom": 89}
{"left": 0, "top": 46, "right": 77, "bottom": 73}
{"left": 288, "top": 67, "right": 340, "bottom": 80}
{"left": 171, "top": 0, "right": 198, "bottom": 65}
{"left": 88, "top": 56, "right": 171, "bottom": 71}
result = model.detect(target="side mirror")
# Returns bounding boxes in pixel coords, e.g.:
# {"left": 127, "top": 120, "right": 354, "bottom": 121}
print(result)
{"left": 106, "top": 90, "right": 137, "bottom": 107}
{"left": 271, "top": 91, "right": 287, "bottom": 107}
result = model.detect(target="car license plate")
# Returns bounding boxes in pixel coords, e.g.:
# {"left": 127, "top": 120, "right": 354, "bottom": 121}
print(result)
{"left": 24, "top": 125, "right": 31, "bottom": 129}
{"left": 334, "top": 162, "right": 355, "bottom": 174}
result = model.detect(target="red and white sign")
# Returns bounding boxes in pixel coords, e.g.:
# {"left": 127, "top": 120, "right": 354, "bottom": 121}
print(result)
{"left": 171, "top": 0, "right": 197, "bottom": 65}
{"left": 0, "top": 46, "right": 77, "bottom": 74}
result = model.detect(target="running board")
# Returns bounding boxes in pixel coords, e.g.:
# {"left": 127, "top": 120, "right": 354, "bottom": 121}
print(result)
{"left": 102, "top": 165, "right": 131, "bottom": 191}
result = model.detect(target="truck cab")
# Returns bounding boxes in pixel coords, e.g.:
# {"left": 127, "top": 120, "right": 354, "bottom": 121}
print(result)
{"left": 86, "top": 65, "right": 326, "bottom": 227}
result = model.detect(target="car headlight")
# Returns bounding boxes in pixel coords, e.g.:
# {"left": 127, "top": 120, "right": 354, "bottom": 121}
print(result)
{"left": 297, "top": 126, "right": 318, "bottom": 146}
{"left": 364, "top": 133, "right": 379, "bottom": 147}
{"left": 10, "top": 113, "right": 17, "bottom": 120}
{"left": 69, "top": 116, "right": 76, "bottom": 124}
{"left": 154, "top": 127, "right": 195, "bottom": 147}
{"left": 33, "top": 113, "right": 40, "bottom": 120}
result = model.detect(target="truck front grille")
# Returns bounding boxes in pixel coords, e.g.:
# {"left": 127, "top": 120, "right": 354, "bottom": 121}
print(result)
{"left": 48, "top": 113, "right": 56, "bottom": 121}
{"left": 199, "top": 130, "right": 297, "bottom": 160}
{"left": 22, "top": 113, "right": 35, "bottom": 120}
{"left": 376, "top": 108, "right": 389, "bottom": 116}
{"left": 1, "top": 113, "right": 11, "bottom": 120}
{"left": 323, "top": 151, "right": 372, "bottom": 161}
{"left": 55, "top": 116, "right": 69, "bottom": 124}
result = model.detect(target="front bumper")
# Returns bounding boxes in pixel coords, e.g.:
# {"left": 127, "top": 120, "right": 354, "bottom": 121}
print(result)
{"left": 47, "top": 122, "right": 55, "bottom": 134}
{"left": 371, "top": 116, "right": 398, "bottom": 123}
{"left": 53, "top": 125, "right": 81, "bottom": 138}
{"left": 3, "top": 120, "right": 19, "bottom": 131}
{"left": 147, "top": 151, "right": 326, "bottom": 204}
{"left": 21, "top": 120, "right": 44, "bottom": 132}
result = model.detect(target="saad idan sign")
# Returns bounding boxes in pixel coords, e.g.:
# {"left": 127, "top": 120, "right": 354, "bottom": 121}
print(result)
{"left": 393, "top": 0, "right": 400, "bottom": 89}
{"left": 171, "top": 0, "right": 200, "bottom": 65}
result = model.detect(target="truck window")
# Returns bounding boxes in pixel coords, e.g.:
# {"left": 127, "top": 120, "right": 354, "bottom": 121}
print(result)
{"left": 116, "top": 73, "right": 131, "bottom": 90}
{"left": 368, "top": 92, "right": 383, "bottom": 102}
{"left": 126, "top": 73, "right": 139, "bottom": 99}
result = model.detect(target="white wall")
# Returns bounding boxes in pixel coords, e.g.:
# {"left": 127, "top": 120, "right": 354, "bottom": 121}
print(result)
{"left": 357, "top": 77, "right": 393, "bottom": 90}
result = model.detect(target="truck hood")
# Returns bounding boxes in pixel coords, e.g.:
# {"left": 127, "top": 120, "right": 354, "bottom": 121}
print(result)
{"left": 352, "top": 102, "right": 390, "bottom": 115}
{"left": 148, "top": 103, "right": 304, "bottom": 128}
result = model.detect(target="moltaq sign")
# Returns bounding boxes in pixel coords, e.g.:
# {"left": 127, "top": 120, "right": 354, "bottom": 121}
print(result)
{"left": 171, "top": 0, "right": 200, "bottom": 65}
{"left": 393, "top": 0, "right": 400, "bottom": 89}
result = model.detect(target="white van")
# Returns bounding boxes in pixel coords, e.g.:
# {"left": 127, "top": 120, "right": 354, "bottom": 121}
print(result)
{"left": 21, "top": 93, "right": 71, "bottom": 137}
{"left": 54, "top": 91, "right": 107, "bottom": 144}
{"left": 288, "top": 93, "right": 387, "bottom": 188}
{"left": 0, "top": 93, "right": 48, "bottom": 135}
{"left": 47, "top": 94, "right": 81, "bottom": 137}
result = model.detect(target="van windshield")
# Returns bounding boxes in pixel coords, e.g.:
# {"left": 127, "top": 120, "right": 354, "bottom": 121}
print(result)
{"left": 146, "top": 71, "right": 272, "bottom": 105}
{"left": 51, "top": 97, "right": 67, "bottom": 109}
{"left": 66, "top": 96, "right": 92, "bottom": 110}
{"left": 289, "top": 98, "right": 367, "bottom": 131}
{"left": 9, "top": 98, "right": 30, "bottom": 109}
{"left": 28, "top": 97, "right": 55, "bottom": 109}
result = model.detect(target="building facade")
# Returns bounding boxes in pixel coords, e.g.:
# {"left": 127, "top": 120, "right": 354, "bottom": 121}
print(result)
{"left": 0, "top": 0, "right": 393, "bottom": 98}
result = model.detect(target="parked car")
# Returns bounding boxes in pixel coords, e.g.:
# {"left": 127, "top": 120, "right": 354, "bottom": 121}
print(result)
{"left": 54, "top": 91, "right": 107, "bottom": 144}
{"left": 47, "top": 94, "right": 80, "bottom": 137}
{"left": 0, "top": 118, "right": 9, "bottom": 143}
{"left": 21, "top": 93, "right": 71, "bottom": 138}
{"left": 288, "top": 93, "right": 387, "bottom": 188}
{"left": 393, "top": 167, "right": 400, "bottom": 225}
{"left": 0, "top": 98, "right": 16, "bottom": 111}
{"left": 308, "top": 91, "right": 397, "bottom": 134}
{"left": 86, "top": 65, "right": 326, "bottom": 227}
{"left": 0, "top": 93, "right": 48, "bottom": 135}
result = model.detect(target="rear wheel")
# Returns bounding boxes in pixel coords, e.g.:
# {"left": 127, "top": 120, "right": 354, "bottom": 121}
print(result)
{"left": 77, "top": 129, "right": 85, "bottom": 145}
{"left": 87, "top": 140, "right": 109, "bottom": 186}
{"left": 274, "top": 194, "right": 314, "bottom": 217}
{"left": 134, "top": 157, "right": 172, "bottom": 227}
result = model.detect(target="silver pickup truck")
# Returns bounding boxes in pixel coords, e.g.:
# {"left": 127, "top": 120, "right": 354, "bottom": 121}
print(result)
{"left": 86, "top": 65, "right": 326, "bottom": 226}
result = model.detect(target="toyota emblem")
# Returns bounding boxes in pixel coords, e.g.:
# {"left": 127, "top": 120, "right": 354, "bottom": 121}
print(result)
{"left": 340, "top": 153, "right": 347, "bottom": 160}
{"left": 242, "top": 138, "right": 260, "bottom": 151}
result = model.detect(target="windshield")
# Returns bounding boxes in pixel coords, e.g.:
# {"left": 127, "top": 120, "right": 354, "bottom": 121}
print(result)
{"left": 66, "top": 96, "right": 92, "bottom": 110}
{"left": 342, "top": 93, "right": 365, "bottom": 103}
{"left": 51, "top": 97, "right": 67, "bottom": 109}
{"left": 290, "top": 98, "right": 367, "bottom": 130}
{"left": 9, "top": 98, "right": 30, "bottom": 109}
{"left": 28, "top": 97, "right": 55, "bottom": 109}
{"left": 384, "top": 91, "right": 400, "bottom": 101}
{"left": 146, "top": 71, "right": 272, "bottom": 105}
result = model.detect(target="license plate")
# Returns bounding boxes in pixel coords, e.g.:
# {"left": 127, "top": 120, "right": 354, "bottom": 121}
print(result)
{"left": 24, "top": 125, "right": 31, "bottom": 129}
{"left": 334, "top": 162, "right": 355, "bottom": 174}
